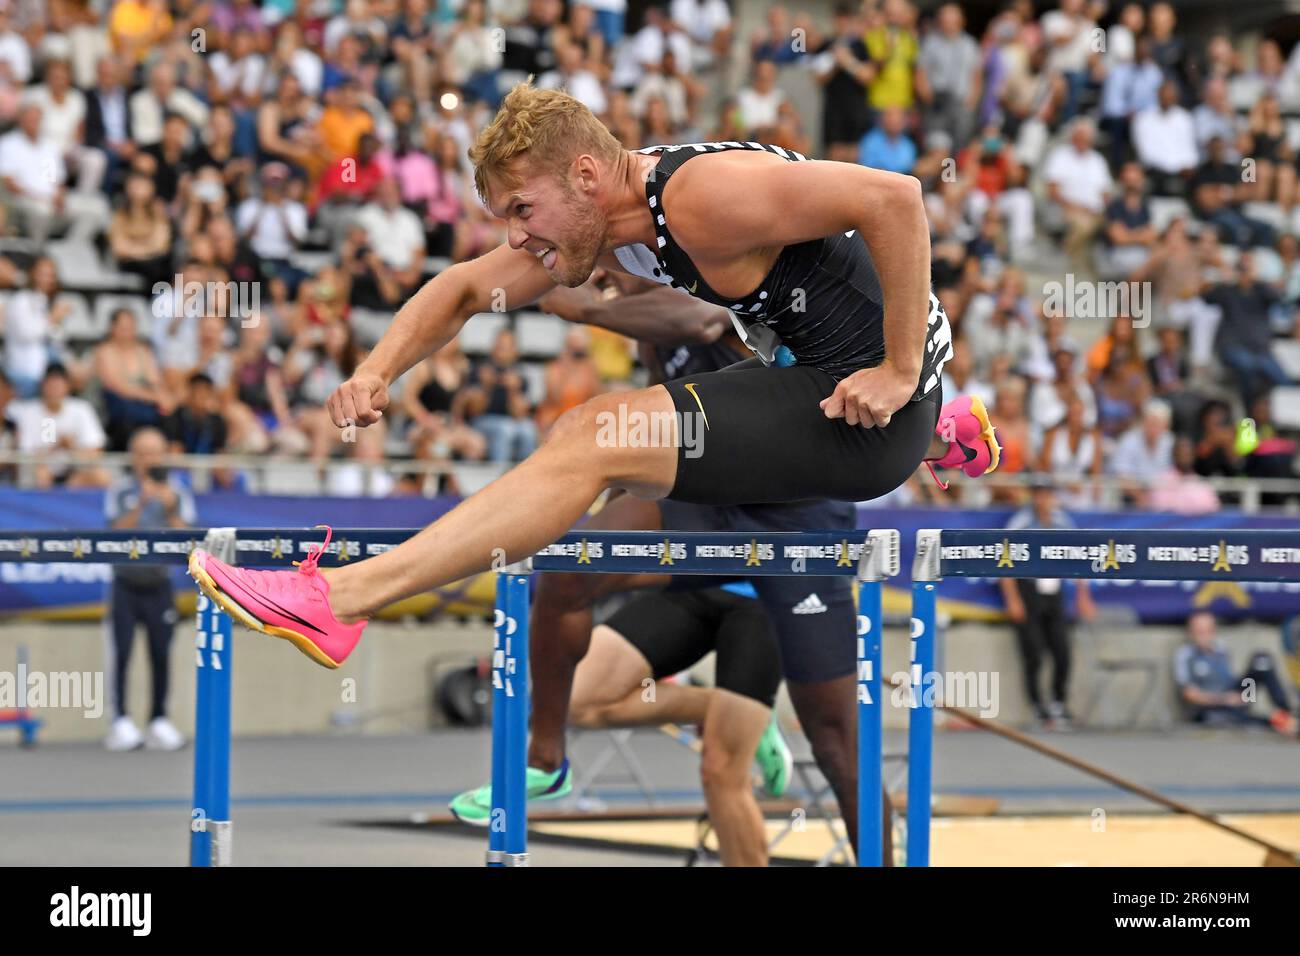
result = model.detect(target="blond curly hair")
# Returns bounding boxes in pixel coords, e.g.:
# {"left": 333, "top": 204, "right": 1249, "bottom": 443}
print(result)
{"left": 469, "top": 81, "right": 624, "bottom": 201}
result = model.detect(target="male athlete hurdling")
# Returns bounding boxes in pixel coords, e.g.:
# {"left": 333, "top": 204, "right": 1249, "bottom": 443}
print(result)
{"left": 189, "top": 83, "right": 999, "bottom": 673}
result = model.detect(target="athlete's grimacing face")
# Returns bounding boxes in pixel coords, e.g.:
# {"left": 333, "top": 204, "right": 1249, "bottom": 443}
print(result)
{"left": 492, "top": 161, "right": 607, "bottom": 288}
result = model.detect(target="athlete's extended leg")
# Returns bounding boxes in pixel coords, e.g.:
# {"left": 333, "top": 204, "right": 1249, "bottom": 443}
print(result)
{"left": 327, "top": 389, "right": 678, "bottom": 620}
{"left": 698, "top": 689, "right": 771, "bottom": 867}
{"left": 567, "top": 626, "right": 714, "bottom": 729}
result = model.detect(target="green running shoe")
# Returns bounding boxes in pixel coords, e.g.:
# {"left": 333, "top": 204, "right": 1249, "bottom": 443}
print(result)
{"left": 754, "top": 715, "right": 793, "bottom": 798}
{"left": 448, "top": 759, "right": 572, "bottom": 826}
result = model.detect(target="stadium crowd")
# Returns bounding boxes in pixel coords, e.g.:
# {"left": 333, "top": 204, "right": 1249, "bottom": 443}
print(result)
{"left": 0, "top": 0, "right": 1296, "bottom": 509}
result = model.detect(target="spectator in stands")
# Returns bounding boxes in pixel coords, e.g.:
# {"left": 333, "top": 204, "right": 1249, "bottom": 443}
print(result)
{"left": 1094, "top": 342, "right": 1150, "bottom": 440}
{"left": 917, "top": 3, "right": 981, "bottom": 151}
{"left": 108, "top": 0, "right": 172, "bottom": 66}
{"left": 1231, "top": 38, "right": 1299, "bottom": 114}
{"left": 1040, "top": 0, "right": 1097, "bottom": 122}
{"left": 1241, "top": 393, "right": 1300, "bottom": 497}
{"left": 401, "top": 340, "right": 487, "bottom": 464}
{"left": 163, "top": 371, "right": 226, "bottom": 456}
{"left": 1042, "top": 117, "right": 1112, "bottom": 271}
{"left": 138, "top": 111, "right": 191, "bottom": 207}
{"left": 25, "top": 57, "right": 105, "bottom": 196}
{"left": 1132, "top": 80, "right": 1198, "bottom": 197}
{"left": 1205, "top": 252, "right": 1293, "bottom": 406}
{"left": 669, "top": 0, "right": 732, "bottom": 70}
{"left": 989, "top": 377, "right": 1031, "bottom": 503}
{"left": 811, "top": 3, "right": 871, "bottom": 164}
{"left": 102, "top": 425, "right": 193, "bottom": 752}
{"left": 84, "top": 55, "right": 135, "bottom": 194}
{"left": 317, "top": 77, "right": 374, "bottom": 162}
{"left": 1134, "top": 219, "right": 1219, "bottom": 374}
{"left": 283, "top": 320, "right": 362, "bottom": 462}
{"left": 964, "top": 268, "right": 1036, "bottom": 379}
{"left": 0, "top": 101, "right": 110, "bottom": 244}
{"left": 445, "top": 0, "right": 504, "bottom": 108}
{"left": 959, "top": 125, "right": 1035, "bottom": 252}
{"left": 735, "top": 58, "right": 783, "bottom": 136}
{"left": 226, "top": 317, "right": 298, "bottom": 456}
{"left": 1147, "top": 2, "right": 1190, "bottom": 99}
{"left": 1099, "top": 161, "right": 1156, "bottom": 279}
{"left": 864, "top": 0, "right": 918, "bottom": 112}
{"left": 1193, "top": 399, "right": 1243, "bottom": 478}
{"left": 749, "top": 5, "right": 798, "bottom": 65}
{"left": 188, "top": 103, "right": 254, "bottom": 199}
{"left": 315, "top": 131, "right": 385, "bottom": 216}
{"left": 1109, "top": 398, "right": 1175, "bottom": 502}
{"left": 3, "top": 257, "right": 71, "bottom": 399}
{"left": 257, "top": 71, "right": 324, "bottom": 185}
{"left": 108, "top": 172, "right": 172, "bottom": 289}
{"left": 354, "top": 177, "right": 427, "bottom": 303}
{"left": 1244, "top": 92, "right": 1295, "bottom": 212}
{"left": 1104, "top": 2, "right": 1143, "bottom": 67}
{"left": 538, "top": 38, "right": 606, "bottom": 114}
{"left": 1147, "top": 326, "right": 1197, "bottom": 429}
{"left": 1192, "top": 76, "right": 1238, "bottom": 163}
{"left": 1030, "top": 345, "right": 1096, "bottom": 436}
{"left": 1038, "top": 395, "right": 1102, "bottom": 509}
{"left": 463, "top": 328, "right": 537, "bottom": 462}
{"left": 93, "top": 308, "right": 172, "bottom": 452}
{"left": 857, "top": 105, "right": 915, "bottom": 175}
{"left": 129, "top": 61, "right": 208, "bottom": 148}
{"left": 939, "top": 340, "right": 994, "bottom": 412}
{"left": 236, "top": 163, "right": 309, "bottom": 287}
{"left": 536, "top": 326, "right": 602, "bottom": 434}
{"left": 9, "top": 362, "right": 108, "bottom": 488}
{"left": 1174, "top": 610, "right": 1298, "bottom": 736}
{"left": 1147, "top": 435, "right": 1221, "bottom": 514}
{"left": 208, "top": 26, "right": 267, "bottom": 137}
{"left": 1001, "top": 480, "right": 1097, "bottom": 729}
{"left": 1190, "top": 136, "right": 1276, "bottom": 249}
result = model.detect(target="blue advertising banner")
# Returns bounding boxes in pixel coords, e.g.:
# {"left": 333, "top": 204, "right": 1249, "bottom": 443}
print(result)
{"left": 0, "top": 490, "right": 1297, "bottom": 623}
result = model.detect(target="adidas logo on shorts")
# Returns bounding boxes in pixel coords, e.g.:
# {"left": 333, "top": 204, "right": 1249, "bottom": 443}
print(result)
{"left": 792, "top": 593, "right": 828, "bottom": 615}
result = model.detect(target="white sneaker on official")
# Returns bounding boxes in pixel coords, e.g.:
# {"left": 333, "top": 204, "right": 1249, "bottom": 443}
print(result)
{"left": 104, "top": 716, "right": 144, "bottom": 751}
{"left": 145, "top": 717, "right": 185, "bottom": 751}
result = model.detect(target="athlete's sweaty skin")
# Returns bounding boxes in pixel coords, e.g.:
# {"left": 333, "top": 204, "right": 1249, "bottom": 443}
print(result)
{"left": 319, "top": 146, "right": 939, "bottom": 625}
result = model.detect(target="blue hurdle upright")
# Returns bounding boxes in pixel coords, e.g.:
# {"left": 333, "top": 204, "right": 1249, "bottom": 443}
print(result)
{"left": 484, "top": 529, "right": 908, "bottom": 867}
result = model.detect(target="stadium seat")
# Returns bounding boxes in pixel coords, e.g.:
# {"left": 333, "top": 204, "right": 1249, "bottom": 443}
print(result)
{"left": 350, "top": 308, "right": 393, "bottom": 349}
{"left": 1273, "top": 339, "right": 1300, "bottom": 380}
{"left": 1242, "top": 201, "right": 1287, "bottom": 234}
{"left": 53, "top": 291, "right": 100, "bottom": 342}
{"left": 452, "top": 461, "right": 509, "bottom": 495}
{"left": 1147, "top": 196, "right": 1191, "bottom": 234}
{"left": 518, "top": 360, "right": 546, "bottom": 406}
{"left": 515, "top": 312, "right": 567, "bottom": 358}
{"left": 458, "top": 312, "right": 510, "bottom": 355}
{"left": 1272, "top": 386, "right": 1300, "bottom": 429}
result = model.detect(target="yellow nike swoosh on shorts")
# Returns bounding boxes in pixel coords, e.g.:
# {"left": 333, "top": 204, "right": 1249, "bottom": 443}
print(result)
{"left": 683, "top": 383, "right": 709, "bottom": 430}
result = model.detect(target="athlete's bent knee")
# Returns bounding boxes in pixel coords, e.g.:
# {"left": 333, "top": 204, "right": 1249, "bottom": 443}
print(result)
{"left": 699, "top": 740, "right": 748, "bottom": 794}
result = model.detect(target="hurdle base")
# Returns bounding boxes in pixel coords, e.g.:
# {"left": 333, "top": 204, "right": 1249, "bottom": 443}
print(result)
{"left": 209, "top": 821, "right": 233, "bottom": 867}
{"left": 504, "top": 853, "right": 529, "bottom": 867}
{"left": 485, "top": 849, "right": 506, "bottom": 866}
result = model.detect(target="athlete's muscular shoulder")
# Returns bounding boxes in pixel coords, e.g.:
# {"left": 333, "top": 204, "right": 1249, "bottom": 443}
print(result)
{"left": 663, "top": 151, "right": 922, "bottom": 259}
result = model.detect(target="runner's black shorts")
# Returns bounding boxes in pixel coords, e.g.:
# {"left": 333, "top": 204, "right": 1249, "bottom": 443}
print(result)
{"left": 659, "top": 497, "right": 859, "bottom": 684}
{"left": 604, "top": 587, "right": 782, "bottom": 709}
{"left": 662, "top": 364, "right": 942, "bottom": 505}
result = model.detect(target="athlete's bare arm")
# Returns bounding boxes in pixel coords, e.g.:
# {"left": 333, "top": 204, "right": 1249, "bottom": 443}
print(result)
{"left": 328, "top": 243, "right": 558, "bottom": 427}
{"left": 665, "top": 153, "right": 932, "bottom": 428}
{"left": 539, "top": 262, "right": 731, "bottom": 346}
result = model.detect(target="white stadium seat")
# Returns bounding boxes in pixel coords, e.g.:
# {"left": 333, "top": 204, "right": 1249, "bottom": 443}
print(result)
{"left": 458, "top": 312, "right": 509, "bottom": 355}
{"left": 515, "top": 312, "right": 567, "bottom": 358}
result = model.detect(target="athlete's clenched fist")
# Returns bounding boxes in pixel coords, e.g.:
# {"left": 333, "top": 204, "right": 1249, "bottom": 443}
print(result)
{"left": 819, "top": 361, "right": 916, "bottom": 429}
{"left": 328, "top": 371, "right": 390, "bottom": 428}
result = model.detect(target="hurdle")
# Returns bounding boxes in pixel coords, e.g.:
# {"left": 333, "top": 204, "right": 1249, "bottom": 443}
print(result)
{"left": 907, "top": 526, "right": 1300, "bottom": 867}
{"left": 485, "top": 528, "right": 904, "bottom": 867}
